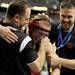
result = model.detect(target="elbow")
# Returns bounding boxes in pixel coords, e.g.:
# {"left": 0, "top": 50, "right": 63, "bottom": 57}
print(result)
{"left": 35, "top": 66, "right": 42, "bottom": 72}
{"left": 28, "top": 61, "right": 42, "bottom": 72}
{"left": 30, "top": 65, "right": 42, "bottom": 72}
{"left": 28, "top": 57, "right": 43, "bottom": 72}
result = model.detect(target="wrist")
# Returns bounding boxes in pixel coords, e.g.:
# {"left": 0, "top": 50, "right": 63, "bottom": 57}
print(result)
{"left": 58, "top": 57, "right": 63, "bottom": 68}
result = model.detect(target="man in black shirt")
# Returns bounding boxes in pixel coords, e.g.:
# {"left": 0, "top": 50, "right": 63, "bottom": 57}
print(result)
{"left": 0, "top": 0, "right": 50, "bottom": 75}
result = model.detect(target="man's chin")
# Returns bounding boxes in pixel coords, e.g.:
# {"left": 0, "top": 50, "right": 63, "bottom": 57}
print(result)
{"left": 64, "top": 28, "right": 70, "bottom": 32}
{"left": 62, "top": 25, "right": 70, "bottom": 30}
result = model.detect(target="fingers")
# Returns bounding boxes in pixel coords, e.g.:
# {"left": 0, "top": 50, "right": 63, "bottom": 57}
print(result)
{"left": 8, "top": 26, "right": 18, "bottom": 38}
{"left": 7, "top": 32, "right": 18, "bottom": 43}
{"left": 53, "top": 42, "right": 57, "bottom": 52}
{"left": 4, "top": 27, "right": 18, "bottom": 43}
{"left": 9, "top": 30, "right": 18, "bottom": 41}
{"left": 53, "top": 42, "right": 55, "bottom": 46}
{"left": 3, "top": 33, "right": 18, "bottom": 43}
{"left": 8, "top": 26, "right": 17, "bottom": 31}
{"left": 21, "top": 26, "right": 26, "bottom": 32}
{"left": 38, "top": 13, "right": 49, "bottom": 18}
{"left": 7, "top": 26, "right": 18, "bottom": 42}
{"left": 3, "top": 38, "right": 11, "bottom": 43}
{"left": 0, "top": 26, "right": 18, "bottom": 43}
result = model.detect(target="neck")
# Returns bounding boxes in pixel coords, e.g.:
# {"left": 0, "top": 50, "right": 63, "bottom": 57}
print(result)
{"left": 3, "top": 18, "right": 11, "bottom": 24}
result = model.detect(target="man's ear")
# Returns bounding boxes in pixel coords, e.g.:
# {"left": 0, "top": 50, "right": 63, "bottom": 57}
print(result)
{"left": 13, "top": 14, "right": 20, "bottom": 26}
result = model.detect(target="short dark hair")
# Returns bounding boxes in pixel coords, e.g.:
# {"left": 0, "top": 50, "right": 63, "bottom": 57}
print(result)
{"left": 6, "top": 0, "right": 30, "bottom": 19}
{"left": 60, "top": 1, "right": 74, "bottom": 9}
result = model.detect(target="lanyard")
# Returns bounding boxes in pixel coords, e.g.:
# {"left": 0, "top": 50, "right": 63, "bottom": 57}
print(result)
{"left": 57, "top": 25, "right": 73, "bottom": 49}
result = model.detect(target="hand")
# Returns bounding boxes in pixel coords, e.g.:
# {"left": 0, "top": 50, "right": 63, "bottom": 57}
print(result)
{"left": 38, "top": 13, "right": 49, "bottom": 18}
{"left": 46, "top": 42, "right": 59, "bottom": 66}
{"left": 40, "top": 36, "right": 50, "bottom": 48}
{"left": 51, "top": 53, "right": 60, "bottom": 66}
{"left": 48, "top": 51, "right": 60, "bottom": 66}
{"left": 46, "top": 42, "right": 57, "bottom": 54}
{"left": 0, "top": 25, "right": 18, "bottom": 43}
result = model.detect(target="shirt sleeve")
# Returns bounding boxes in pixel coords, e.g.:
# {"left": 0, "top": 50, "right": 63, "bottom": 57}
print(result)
{"left": 18, "top": 41, "right": 38, "bottom": 64}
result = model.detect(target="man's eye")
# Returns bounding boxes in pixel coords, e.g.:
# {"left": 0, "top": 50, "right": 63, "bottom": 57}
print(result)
{"left": 68, "top": 16, "right": 72, "bottom": 18}
{"left": 62, "top": 15, "right": 66, "bottom": 18}
{"left": 25, "top": 19, "right": 29, "bottom": 20}
{"left": 62, "top": 15, "right": 72, "bottom": 18}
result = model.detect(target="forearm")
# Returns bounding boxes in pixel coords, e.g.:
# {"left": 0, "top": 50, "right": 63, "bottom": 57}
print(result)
{"left": 29, "top": 45, "right": 46, "bottom": 72}
{"left": 59, "top": 58, "right": 75, "bottom": 70}
{"left": 29, "top": 44, "right": 46, "bottom": 72}
{"left": 28, "top": 37, "right": 49, "bottom": 72}
{"left": 37, "top": 44, "right": 46, "bottom": 71}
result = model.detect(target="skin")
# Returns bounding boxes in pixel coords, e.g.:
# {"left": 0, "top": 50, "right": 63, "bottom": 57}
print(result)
{"left": 11, "top": 7, "right": 51, "bottom": 72}
{"left": 31, "top": 20, "right": 51, "bottom": 44}
{"left": 60, "top": 8, "right": 75, "bottom": 31}
{"left": 0, "top": 25, "right": 18, "bottom": 43}
{"left": 30, "top": 18, "right": 51, "bottom": 74}
{"left": 0, "top": 8, "right": 31, "bottom": 44}
{"left": 2, "top": 2, "right": 53, "bottom": 73}
{"left": 47, "top": 7, "right": 75, "bottom": 75}
{"left": 20, "top": 8, "right": 31, "bottom": 26}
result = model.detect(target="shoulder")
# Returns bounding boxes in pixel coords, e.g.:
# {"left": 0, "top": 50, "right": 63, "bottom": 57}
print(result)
{"left": 19, "top": 35, "right": 32, "bottom": 52}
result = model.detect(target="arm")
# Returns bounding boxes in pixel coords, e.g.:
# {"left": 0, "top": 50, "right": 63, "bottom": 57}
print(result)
{"left": 46, "top": 42, "right": 61, "bottom": 75}
{"left": 28, "top": 37, "right": 48, "bottom": 72}
{"left": 0, "top": 25, "right": 18, "bottom": 43}
{"left": 47, "top": 52, "right": 61, "bottom": 75}
{"left": 50, "top": 49, "right": 75, "bottom": 70}
{"left": 58, "top": 57, "right": 75, "bottom": 70}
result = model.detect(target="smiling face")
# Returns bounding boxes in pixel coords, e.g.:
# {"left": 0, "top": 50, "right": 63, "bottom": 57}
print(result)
{"left": 31, "top": 20, "right": 51, "bottom": 44}
{"left": 60, "top": 8, "right": 75, "bottom": 31}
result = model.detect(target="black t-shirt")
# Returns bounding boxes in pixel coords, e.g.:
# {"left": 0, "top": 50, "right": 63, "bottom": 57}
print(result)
{"left": 49, "top": 24, "right": 75, "bottom": 75}
{"left": 0, "top": 23, "right": 38, "bottom": 75}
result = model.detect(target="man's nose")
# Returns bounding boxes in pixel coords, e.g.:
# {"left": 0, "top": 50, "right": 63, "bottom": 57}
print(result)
{"left": 64, "top": 18, "right": 69, "bottom": 22}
